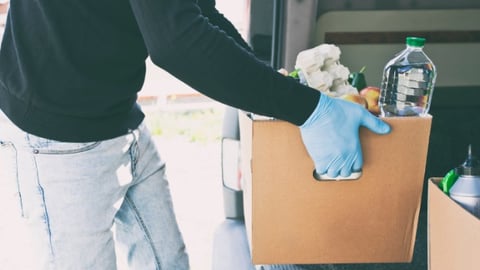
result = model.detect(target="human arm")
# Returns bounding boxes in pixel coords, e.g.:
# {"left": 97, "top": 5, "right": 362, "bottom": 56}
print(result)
{"left": 127, "top": 0, "right": 319, "bottom": 125}
{"left": 127, "top": 0, "right": 390, "bottom": 177}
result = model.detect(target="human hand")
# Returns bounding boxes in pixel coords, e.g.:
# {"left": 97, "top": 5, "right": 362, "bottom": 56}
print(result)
{"left": 300, "top": 94, "right": 391, "bottom": 178}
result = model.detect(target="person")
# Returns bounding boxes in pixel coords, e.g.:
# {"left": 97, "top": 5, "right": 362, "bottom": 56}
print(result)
{"left": 0, "top": 0, "right": 391, "bottom": 269}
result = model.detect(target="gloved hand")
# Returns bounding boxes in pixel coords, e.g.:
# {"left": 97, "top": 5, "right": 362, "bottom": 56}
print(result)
{"left": 300, "top": 94, "right": 391, "bottom": 178}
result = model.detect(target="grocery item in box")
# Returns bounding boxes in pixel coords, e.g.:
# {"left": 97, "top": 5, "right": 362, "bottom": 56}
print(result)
{"left": 295, "top": 44, "right": 357, "bottom": 97}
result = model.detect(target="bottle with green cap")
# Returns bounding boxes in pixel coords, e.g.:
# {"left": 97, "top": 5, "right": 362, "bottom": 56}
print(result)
{"left": 379, "top": 37, "right": 437, "bottom": 116}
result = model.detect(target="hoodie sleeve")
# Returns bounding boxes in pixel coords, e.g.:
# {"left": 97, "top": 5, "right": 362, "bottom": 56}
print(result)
{"left": 196, "top": 0, "right": 253, "bottom": 53}
{"left": 128, "top": 0, "right": 319, "bottom": 125}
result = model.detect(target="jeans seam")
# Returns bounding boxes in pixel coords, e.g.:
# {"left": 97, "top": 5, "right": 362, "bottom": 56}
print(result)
{"left": 32, "top": 155, "right": 55, "bottom": 260}
{"left": 30, "top": 141, "right": 102, "bottom": 155}
{"left": 125, "top": 195, "right": 162, "bottom": 270}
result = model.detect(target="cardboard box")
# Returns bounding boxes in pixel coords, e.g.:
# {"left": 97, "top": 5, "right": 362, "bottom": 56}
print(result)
{"left": 428, "top": 178, "right": 480, "bottom": 270}
{"left": 239, "top": 112, "right": 432, "bottom": 264}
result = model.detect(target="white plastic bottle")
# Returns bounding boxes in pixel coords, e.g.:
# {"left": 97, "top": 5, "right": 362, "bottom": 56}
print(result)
{"left": 449, "top": 145, "right": 480, "bottom": 218}
{"left": 379, "top": 37, "right": 437, "bottom": 117}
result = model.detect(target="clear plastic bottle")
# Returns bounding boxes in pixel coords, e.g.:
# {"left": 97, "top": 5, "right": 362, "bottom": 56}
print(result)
{"left": 379, "top": 37, "right": 437, "bottom": 117}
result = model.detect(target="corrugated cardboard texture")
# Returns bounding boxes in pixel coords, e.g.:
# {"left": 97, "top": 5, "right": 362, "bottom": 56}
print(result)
{"left": 240, "top": 113, "right": 432, "bottom": 264}
{"left": 428, "top": 178, "right": 480, "bottom": 270}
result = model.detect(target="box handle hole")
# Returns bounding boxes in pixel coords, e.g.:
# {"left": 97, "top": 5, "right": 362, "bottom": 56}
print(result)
{"left": 313, "top": 170, "right": 362, "bottom": 181}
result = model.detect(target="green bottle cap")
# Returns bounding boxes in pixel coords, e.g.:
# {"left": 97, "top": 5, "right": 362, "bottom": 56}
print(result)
{"left": 439, "top": 169, "right": 459, "bottom": 195}
{"left": 406, "top": 37, "right": 425, "bottom": 47}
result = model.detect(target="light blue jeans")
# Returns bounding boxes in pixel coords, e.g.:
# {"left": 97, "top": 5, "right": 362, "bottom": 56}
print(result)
{"left": 0, "top": 110, "right": 189, "bottom": 270}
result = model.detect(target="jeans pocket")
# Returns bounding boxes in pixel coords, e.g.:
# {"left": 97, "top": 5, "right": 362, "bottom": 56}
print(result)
{"left": 26, "top": 134, "right": 101, "bottom": 155}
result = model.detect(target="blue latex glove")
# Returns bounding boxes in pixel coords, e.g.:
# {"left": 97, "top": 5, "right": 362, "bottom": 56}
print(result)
{"left": 300, "top": 94, "right": 391, "bottom": 178}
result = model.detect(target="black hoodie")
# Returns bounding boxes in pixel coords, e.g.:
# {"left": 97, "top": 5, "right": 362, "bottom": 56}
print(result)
{"left": 0, "top": 0, "right": 319, "bottom": 142}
